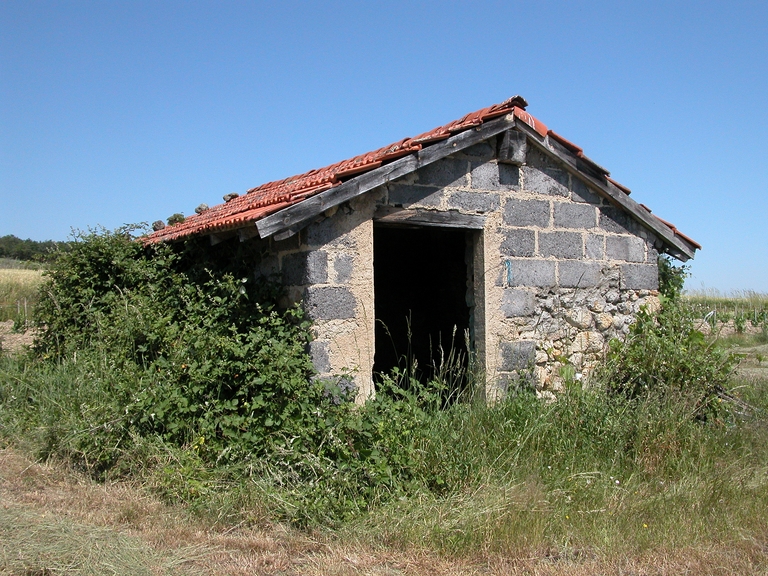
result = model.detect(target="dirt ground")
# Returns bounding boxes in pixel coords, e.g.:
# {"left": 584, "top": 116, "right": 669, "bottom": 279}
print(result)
{"left": 732, "top": 340, "right": 768, "bottom": 382}
{"left": 0, "top": 320, "right": 35, "bottom": 354}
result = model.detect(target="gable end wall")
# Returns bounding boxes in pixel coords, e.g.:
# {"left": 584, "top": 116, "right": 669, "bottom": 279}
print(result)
{"left": 259, "top": 133, "right": 660, "bottom": 401}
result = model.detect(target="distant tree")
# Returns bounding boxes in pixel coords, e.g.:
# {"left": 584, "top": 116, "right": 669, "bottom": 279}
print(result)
{"left": 0, "top": 235, "right": 71, "bottom": 262}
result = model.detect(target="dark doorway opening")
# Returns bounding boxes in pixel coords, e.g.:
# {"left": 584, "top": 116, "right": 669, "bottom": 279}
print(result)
{"left": 373, "top": 225, "right": 472, "bottom": 394}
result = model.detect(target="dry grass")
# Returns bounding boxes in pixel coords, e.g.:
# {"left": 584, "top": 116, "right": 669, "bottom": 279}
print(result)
{"left": 1, "top": 448, "right": 766, "bottom": 575}
{"left": 0, "top": 268, "right": 43, "bottom": 290}
{"left": 0, "top": 268, "right": 43, "bottom": 322}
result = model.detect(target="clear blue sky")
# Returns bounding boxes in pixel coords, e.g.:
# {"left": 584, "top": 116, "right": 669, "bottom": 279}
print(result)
{"left": 2, "top": 1, "right": 766, "bottom": 292}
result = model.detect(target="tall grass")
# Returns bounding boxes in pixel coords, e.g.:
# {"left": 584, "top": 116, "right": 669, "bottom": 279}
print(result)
{"left": 350, "top": 382, "right": 768, "bottom": 556}
{"left": 2, "top": 352, "right": 767, "bottom": 558}
{"left": 0, "top": 267, "right": 43, "bottom": 323}
{"left": 684, "top": 289, "right": 768, "bottom": 324}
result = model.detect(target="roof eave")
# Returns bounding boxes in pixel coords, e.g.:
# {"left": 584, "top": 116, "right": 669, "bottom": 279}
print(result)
{"left": 255, "top": 112, "right": 519, "bottom": 240}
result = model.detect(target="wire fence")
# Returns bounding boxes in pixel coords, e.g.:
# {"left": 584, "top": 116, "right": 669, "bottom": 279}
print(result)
{"left": 683, "top": 296, "right": 768, "bottom": 333}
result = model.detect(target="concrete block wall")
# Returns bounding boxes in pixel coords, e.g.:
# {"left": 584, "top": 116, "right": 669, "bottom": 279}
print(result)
{"left": 262, "top": 190, "right": 382, "bottom": 403}
{"left": 259, "top": 132, "right": 662, "bottom": 402}
{"left": 484, "top": 145, "right": 661, "bottom": 397}
{"left": 371, "top": 136, "right": 661, "bottom": 398}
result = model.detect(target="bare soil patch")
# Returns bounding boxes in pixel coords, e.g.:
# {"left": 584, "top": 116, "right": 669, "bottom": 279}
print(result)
{"left": 733, "top": 341, "right": 768, "bottom": 382}
{"left": 0, "top": 320, "right": 35, "bottom": 354}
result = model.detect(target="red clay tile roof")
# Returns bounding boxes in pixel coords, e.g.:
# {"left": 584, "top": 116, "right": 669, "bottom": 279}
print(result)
{"left": 143, "top": 96, "right": 697, "bottom": 253}
{"left": 145, "top": 96, "right": 534, "bottom": 243}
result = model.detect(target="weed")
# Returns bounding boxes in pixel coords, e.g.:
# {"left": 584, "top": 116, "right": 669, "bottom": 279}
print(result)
{"left": 595, "top": 299, "right": 737, "bottom": 417}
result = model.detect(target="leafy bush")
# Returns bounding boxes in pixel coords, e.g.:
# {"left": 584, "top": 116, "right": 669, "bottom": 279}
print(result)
{"left": 596, "top": 299, "right": 737, "bottom": 417}
{"left": 658, "top": 254, "right": 688, "bottom": 301}
{"left": 6, "top": 227, "right": 750, "bottom": 530}
{"left": 597, "top": 254, "right": 737, "bottom": 417}
{"left": 32, "top": 226, "right": 328, "bottom": 468}
{"left": 22, "top": 226, "right": 450, "bottom": 524}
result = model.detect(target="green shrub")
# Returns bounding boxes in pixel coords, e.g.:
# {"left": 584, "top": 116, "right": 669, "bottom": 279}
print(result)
{"left": 596, "top": 299, "right": 737, "bottom": 418}
{"left": 20, "top": 226, "right": 450, "bottom": 524}
{"left": 658, "top": 254, "right": 688, "bottom": 301}
{"left": 6, "top": 227, "right": 754, "bottom": 532}
{"left": 31, "top": 226, "right": 329, "bottom": 469}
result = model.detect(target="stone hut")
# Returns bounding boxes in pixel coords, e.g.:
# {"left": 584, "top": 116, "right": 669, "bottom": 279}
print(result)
{"left": 146, "top": 96, "right": 700, "bottom": 401}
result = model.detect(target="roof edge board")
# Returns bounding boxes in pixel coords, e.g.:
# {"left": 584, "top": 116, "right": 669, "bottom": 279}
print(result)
{"left": 256, "top": 113, "right": 517, "bottom": 239}
{"left": 513, "top": 118, "right": 697, "bottom": 261}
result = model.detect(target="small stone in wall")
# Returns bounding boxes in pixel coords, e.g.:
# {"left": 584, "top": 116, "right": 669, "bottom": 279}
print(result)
{"left": 536, "top": 390, "right": 558, "bottom": 403}
{"left": 643, "top": 295, "right": 661, "bottom": 314}
{"left": 618, "top": 301, "right": 632, "bottom": 314}
{"left": 587, "top": 298, "right": 605, "bottom": 313}
{"left": 595, "top": 312, "right": 614, "bottom": 331}
{"left": 605, "top": 289, "right": 621, "bottom": 304}
{"left": 571, "top": 331, "right": 604, "bottom": 354}
{"left": 569, "top": 352, "right": 584, "bottom": 369}
{"left": 564, "top": 308, "right": 593, "bottom": 330}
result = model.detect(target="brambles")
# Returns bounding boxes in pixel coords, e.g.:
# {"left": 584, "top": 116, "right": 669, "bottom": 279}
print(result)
{"left": 657, "top": 254, "right": 688, "bottom": 302}
{"left": 30, "top": 226, "right": 326, "bottom": 470}
{"left": 17, "top": 226, "right": 457, "bottom": 523}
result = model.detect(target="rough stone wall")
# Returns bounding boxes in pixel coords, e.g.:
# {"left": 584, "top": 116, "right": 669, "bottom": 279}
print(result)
{"left": 261, "top": 131, "right": 662, "bottom": 401}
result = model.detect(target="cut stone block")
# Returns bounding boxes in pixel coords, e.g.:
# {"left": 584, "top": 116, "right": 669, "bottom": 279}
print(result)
{"left": 559, "top": 261, "right": 602, "bottom": 288}
{"left": 620, "top": 264, "right": 659, "bottom": 290}
{"left": 470, "top": 162, "right": 519, "bottom": 190}
{"left": 553, "top": 202, "right": 597, "bottom": 229}
{"left": 447, "top": 191, "right": 500, "bottom": 213}
{"left": 499, "top": 340, "right": 537, "bottom": 371}
{"left": 334, "top": 253, "right": 354, "bottom": 284}
{"left": 571, "top": 178, "right": 602, "bottom": 204}
{"left": 387, "top": 184, "right": 443, "bottom": 207}
{"left": 539, "top": 231, "right": 582, "bottom": 259}
{"left": 503, "top": 198, "right": 550, "bottom": 227}
{"left": 506, "top": 259, "right": 556, "bottom": 287}
{"left": 599, "top": 206, "right": 635, "bottom": 234}
{"left": 304, "top": 286, "right": 357, "bottom": 319}
{"left": 501, "top": 288, "right": 537, "bottom": 317}
{"left": 282, "top": 251, "right": 328, "bottom": 285}
{"left": 500, "top": 228, "right": 535, "bottom": 257}
{"left": 585, "top": 234, "right": 605, "bottom": 260}
{"left": 414, "top": 158, "right": 468, "bottom": 187}
{"left": 606, "top": 235, "right": 645, "bottom": 263}
{"left": 308, "top": 340, "right": 331, "bottom": 373}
